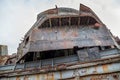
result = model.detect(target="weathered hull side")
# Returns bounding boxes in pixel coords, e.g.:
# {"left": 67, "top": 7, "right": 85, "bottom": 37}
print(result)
{"left": 2, "top": 73, "right": 120, "bottom": 80}
{"left": 0, "top": 57, "right": 120, "bottom": 80}
{"left": 1, "top": 63, "right": 120, "bottom": 80}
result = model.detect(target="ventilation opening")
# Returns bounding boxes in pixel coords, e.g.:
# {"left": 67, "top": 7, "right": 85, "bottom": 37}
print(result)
{"left": 80, "top": 16, "right": 97, "bottom": 25}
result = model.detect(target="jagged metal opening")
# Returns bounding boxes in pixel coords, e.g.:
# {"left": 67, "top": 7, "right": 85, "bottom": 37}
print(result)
{"left": 80, "top": 16, "right": 97, "bottom": 25}
{"left": 22, "top": 48, "right": 77, "bottom": 63}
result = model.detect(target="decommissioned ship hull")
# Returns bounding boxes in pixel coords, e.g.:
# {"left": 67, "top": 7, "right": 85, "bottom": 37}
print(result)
{"left": 0, "top": 4, "right": 120, "bottom": 80}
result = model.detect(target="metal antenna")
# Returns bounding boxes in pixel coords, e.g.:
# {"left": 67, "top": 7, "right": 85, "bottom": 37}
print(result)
{"left": 55, "top": 5, "right": 58, "bottom": 9}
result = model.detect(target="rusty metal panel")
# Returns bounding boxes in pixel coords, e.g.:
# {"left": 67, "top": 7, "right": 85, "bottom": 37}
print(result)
{"left": 0, "top": 62, "right": 120, "bottom": 79}
{"left": 100, "top": 48, "right": 120, "bottom": 58}
{"left": 77, "top": 47, "right": 100, "bottom": 62}
{"left": 1, "top": 73, "right": 120, "bottom": 80}
{"left": 0, "top": 64, "right": 15, "bottom": 71}
{"left": 77, "top": 49, "right": 89, "bottom": 62}
{"left": 28, "top": 26, "right": 114, "bottom": 52}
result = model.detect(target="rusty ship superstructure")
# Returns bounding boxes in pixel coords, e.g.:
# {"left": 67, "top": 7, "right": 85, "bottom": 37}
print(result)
{"left": 0, "top": 4, "right": 120, "bottom": 80}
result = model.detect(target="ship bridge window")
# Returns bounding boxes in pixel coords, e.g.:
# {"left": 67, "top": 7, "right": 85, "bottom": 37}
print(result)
{"left": 40, "top": 19, "right": 50, "bottom": 28}
{"left": 71, "top": 17, "right": 79, "bottom": 25}
{"left": 80, "top": 16, "right": 97, "bottom": 25}
{"left": 61, "top": 17, "right": 69, "bottom": 26}
{"left": 51, "top": 18, "right": 59, "bottom": 27}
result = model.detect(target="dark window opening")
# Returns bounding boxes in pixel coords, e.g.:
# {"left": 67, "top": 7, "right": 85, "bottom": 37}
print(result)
{"left": 51, "top": 18, "right": 59, "bottom": 27}
{"left": 104, "top": 46, "right": 111, "bottom": 50}
{"left": 80, "top": 16, "right": 97, "bottom": 25}
{"left": 23, "top": 49, "right": 76, "bottom": 62}
{"left": 71, "top": 17, "right": 79, "bottom": 26}
{"left": 80, "top": 16, "right": 88, "bottom": 25}
{"left": 40, "top": 19, "right": 50, "bottom": 28}
{"left": 24, "top": 52, "right": 34, "bottom": 62}
{"left": 98, "top": 46, "right": 103, "bottom": 50}
{"left": 39, "top": 49, "right": 75, "bottom": 60}
{"left": 99, "top": 46, "right": 114, "bottom": 51}
{"left": 89, "top": 17, "right": 97, "bottom": 25}
{"left": 61, "top": 17, "right": 69, "bottom": 26}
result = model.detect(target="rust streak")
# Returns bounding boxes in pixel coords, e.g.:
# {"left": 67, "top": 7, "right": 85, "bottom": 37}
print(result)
{"left": 36, "top": 74, "right": 40, "bottom": 80}
{"left": 16, "top": 76, "right": 20, "bottom": 80}
{"left": 51, "top": 73, "right": 54, "bottom": 80}
{"left": 60, "top": 71, "right": 62, "bottom": 79}
{"left": 102, "top": 65, "right": 108, "bottom": 73}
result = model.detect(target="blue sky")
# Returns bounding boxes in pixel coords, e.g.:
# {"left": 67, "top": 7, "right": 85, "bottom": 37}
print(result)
{"left": 0, "top": 0, "right": 120, "bottom": 54}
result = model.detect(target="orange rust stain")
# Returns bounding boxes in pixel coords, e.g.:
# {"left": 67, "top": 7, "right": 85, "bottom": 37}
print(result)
{"left": 46, "top": 74, "right": 48, "bottom": 80}
{"left": 47, "top": 73, "right": 54, "bottom": 80}
{"left": 36, "top": 74, "right": 40, "bottom": 80}
{"left": 51, "top": 73, "right": 54, "bottom": 80}
{"left": 60, "top": 71, "right": 62, "bottom": 79}
{"left": 16, "top": 77, "right": 20, "bottom": 80}
{"left": 24, "top": 76, "right": 29, "bottom": 80}
{"left": 102, "top": 65, "right": 108, "bottom": 73}
{"left": 72, "top": 32, "right": 78, "bottom": 37}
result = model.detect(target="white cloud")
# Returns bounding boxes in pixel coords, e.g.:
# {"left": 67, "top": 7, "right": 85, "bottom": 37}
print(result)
{"left": 0, "top": 0, "right": 120, "bottom": 54}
